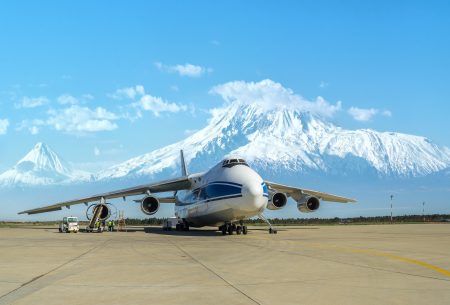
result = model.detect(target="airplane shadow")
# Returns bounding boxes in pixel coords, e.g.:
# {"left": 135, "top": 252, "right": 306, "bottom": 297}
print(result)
{"left": 143, "top": 227, "right": 223, "bottom": 237}
{"left": 142, "top": 226, "right": 319, "bottom": 237}
{"left": 32, "top": 225, "right": 320, "bottom": 235}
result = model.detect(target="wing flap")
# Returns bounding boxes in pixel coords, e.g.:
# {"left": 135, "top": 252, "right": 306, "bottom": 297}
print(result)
{"left": 264, "top": 180, "right": 356, "bottom": 203}
{"left": 19, "top": 176, "right": 190, "bottom": 215}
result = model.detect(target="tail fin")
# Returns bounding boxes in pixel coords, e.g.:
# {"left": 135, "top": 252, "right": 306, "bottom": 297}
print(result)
{"left": 180, "top": 150, "right": 188, "bottom": 176}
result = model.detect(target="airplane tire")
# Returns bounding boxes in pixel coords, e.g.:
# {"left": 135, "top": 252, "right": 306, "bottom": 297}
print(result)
{"left": 243, "top": 226, "right": 248, "bottom": 235}
{"left": 221, "top": 226, "right": 227, "bottom": 235}
{"left": 236, "top": 226, "right": 242, "bottom": 235}
{"left": 228, "top": 225, "right": 233, "bottom": 235}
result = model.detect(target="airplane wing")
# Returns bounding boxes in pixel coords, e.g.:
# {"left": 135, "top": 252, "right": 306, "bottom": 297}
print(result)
{"left": 264, "top": 180, "right": 356, "bottom": 203}
{"left": 18, "top": 176, "right": 191, "bottom": 215}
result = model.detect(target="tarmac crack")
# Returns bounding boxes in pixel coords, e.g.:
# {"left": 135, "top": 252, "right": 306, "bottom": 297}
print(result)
{"left": 0, "top": 239, "right": 110, "bottom": 305}
{"left": 165, "top": 237, "right": 262, "bottom": 305}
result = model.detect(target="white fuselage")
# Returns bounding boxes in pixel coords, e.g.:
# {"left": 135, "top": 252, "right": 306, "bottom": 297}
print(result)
{"left": 174, "top": 160, "right": 269, "bottom": 227}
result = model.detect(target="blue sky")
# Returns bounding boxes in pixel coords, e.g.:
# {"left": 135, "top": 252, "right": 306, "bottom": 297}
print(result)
{"left": 1, "top": 0, "right": 449, "bottom": 173}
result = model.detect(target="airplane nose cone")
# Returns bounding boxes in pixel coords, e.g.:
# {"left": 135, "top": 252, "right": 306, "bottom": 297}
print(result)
{"left": 243, "top": 183, "right": 263, "bottom": 198}
{"left": 241, "top": 182, "right": 266, "bottom": 212}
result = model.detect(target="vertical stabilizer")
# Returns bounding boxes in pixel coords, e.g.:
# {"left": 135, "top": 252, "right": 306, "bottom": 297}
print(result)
{"left": 180, "top": 150, "right": 188, "bottom": 176}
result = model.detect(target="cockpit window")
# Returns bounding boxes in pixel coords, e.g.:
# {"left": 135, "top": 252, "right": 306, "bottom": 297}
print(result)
{"left": 222, "top": 158, "right": 249, "bottom": 168}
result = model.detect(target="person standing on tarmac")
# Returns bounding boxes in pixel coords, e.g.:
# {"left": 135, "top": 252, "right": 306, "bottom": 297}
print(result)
{"left": 107, "top": 220, "right": 114, "bottom": 231}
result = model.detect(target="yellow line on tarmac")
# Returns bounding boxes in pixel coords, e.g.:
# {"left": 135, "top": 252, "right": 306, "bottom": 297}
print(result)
{"left": 246, "top": 233, "right": 450, "bottom": 277}
{"left": 347, "top": 248, "right": 450, "bottom": 277}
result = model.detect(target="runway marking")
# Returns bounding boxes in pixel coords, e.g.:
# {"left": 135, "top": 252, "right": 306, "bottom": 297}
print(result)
{"left": 300, "top": 243, "right": 450, "bottom": 278}
{"left": 231, "top": 234, "right": 450, "bottom": 279}
{"left": 346, "top": 248, "right": 450, "bottom": 277}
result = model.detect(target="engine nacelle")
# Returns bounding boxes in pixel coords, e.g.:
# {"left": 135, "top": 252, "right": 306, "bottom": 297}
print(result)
{"left": 89, "top": 203, "right": 111, "bottom": 221}
{"left": 266, "top": 192, "right": 288, "bottom": 210}
{"left": 141, "top": 195, "right": 160, "bottom": 215}
{"left": 297, "top": 196, "right": 320, "bottom": 213}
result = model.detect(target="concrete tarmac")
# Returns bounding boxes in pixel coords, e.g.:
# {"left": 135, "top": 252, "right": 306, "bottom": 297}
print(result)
{"left": 0, "top": 224, "right": 449, "bottom": 305}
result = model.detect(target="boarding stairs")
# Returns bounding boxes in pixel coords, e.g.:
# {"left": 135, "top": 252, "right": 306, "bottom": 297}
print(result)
{"left": 86, "top": 204, "right": 105, "bottom": 232}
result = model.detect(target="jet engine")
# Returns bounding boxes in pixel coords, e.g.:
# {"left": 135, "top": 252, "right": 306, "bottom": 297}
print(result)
{"left": 266, "top": 192, "right": 288, "bottom": 210}
{"left": 141, "top": 195, "right": 160, "bottom": 215}
{"left": 86, "top": 203, "right": 111, "bottom": 221}
{"left": 297, "top": 196, "right": 320, "bottom": 213}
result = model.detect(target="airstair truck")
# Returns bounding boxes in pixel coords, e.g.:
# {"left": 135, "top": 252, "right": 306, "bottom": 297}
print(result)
{"left": 59, "top": 217, "right": 79, "bottom": 233}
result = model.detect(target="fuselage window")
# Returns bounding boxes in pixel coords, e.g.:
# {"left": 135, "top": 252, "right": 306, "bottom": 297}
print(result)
{"left": 222, "top": 158, "right": 249, "bottom": 168}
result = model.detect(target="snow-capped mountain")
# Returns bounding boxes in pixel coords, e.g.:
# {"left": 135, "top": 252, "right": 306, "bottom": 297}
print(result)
{"left": 2, "top": 98, "right": 450, "bottom": 187}
{"left": 0, "top": 142, "right": 90, "bottom": 187}
{"left": 97, "top": 101, "right": 450, "bottom": 180}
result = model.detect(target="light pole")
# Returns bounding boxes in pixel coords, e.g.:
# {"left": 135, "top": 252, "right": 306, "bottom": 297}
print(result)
{"left": 422, "top": 201, "right": 425, "bottom": 222}
{"left": 390, "top": 195, "right": 394, "bottom": 223}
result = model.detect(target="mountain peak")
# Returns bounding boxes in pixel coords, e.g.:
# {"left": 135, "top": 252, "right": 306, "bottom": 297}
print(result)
{"left": 98, "top": 100, "right": 450, "bottom": 180}
{"left": 33, "top": 142, "right": 47, "bottom": 151}
{"left": 0, "top": 142, "right": 90, "bottom": 187}
{"left": 16, "top": 142, "right": 71, "bottom": 174}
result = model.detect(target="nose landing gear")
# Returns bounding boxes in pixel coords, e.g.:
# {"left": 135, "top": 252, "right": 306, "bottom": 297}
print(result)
{"left": 259, "top": 214, "right": 278, "bottom": 234}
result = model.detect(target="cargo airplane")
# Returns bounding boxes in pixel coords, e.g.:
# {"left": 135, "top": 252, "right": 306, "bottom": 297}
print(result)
{"left": 19, "top": 151, "right": 355, "bottom": 235}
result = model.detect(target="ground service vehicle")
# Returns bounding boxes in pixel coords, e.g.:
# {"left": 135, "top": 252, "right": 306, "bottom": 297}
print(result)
{"left": 162, "top": 217, "right": 181, "bottom": 231}
{"left": 59, "top": 217, "right": 79, "bottom": 233}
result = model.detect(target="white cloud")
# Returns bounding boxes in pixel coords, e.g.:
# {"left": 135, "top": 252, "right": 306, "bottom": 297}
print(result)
{"left": 210, "top": 79, "right": 342, "bottom": 118}
{"left": 57, "top": 94, "right": 78, "bottom": 105}
{"left": 382, "top": 110, "right": 392, "bottom": 117}
{"left": 94, "top": 146, "right": 101, "bottom": 156}
{"left": 29, "top": 126, "right": 39, "bottom": 135}
{"left": 0, "top": 119, "right": 9, "bottom": 135}
{"left": 348, "top": 107, "right": 392, "bottom": 122}
{"left": 46, "top": 105, "right": 118, "bottom": 133}
{"left": 154, "top": 62, "right": 212, "bottom": 77}
{"left": 57, "top": 93, "right": 93, "bottom": 105}
{"left": 82, "top": 94, "right": 94, "bottom": 100}
{"left": 348, "top": 107, "right": 377, "bottom": 121}
{"left": 319, "top": 81, "right": 329, "bottom": 88}
{"left": 110, "top": 85, "right": 145, "bottom": 100}
{"left": 111, "top": 85, "right": 188, "bottom": 117}
{"left": 16, "top": 96, "right": 49, "bottom": 108}
{"left": 138, "top": 94, "right": 187, "bottom": 116}
{"left": 16, "top": 119, "right": 45, "bottom": 134}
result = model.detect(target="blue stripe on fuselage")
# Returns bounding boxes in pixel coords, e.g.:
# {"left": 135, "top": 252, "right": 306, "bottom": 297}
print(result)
{"left": 176, "top": 181, "right": 243, "bottom": 206}
{"left": 261, "top": 182, "right": 269, "bottom": 198}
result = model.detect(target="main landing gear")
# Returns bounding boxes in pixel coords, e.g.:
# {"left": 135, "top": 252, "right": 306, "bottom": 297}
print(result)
{"left": 220, "top": 221, "right": 248, "bottom": 235}
{"left": 175, "top": 220, "right": 190, "bottom": 231}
